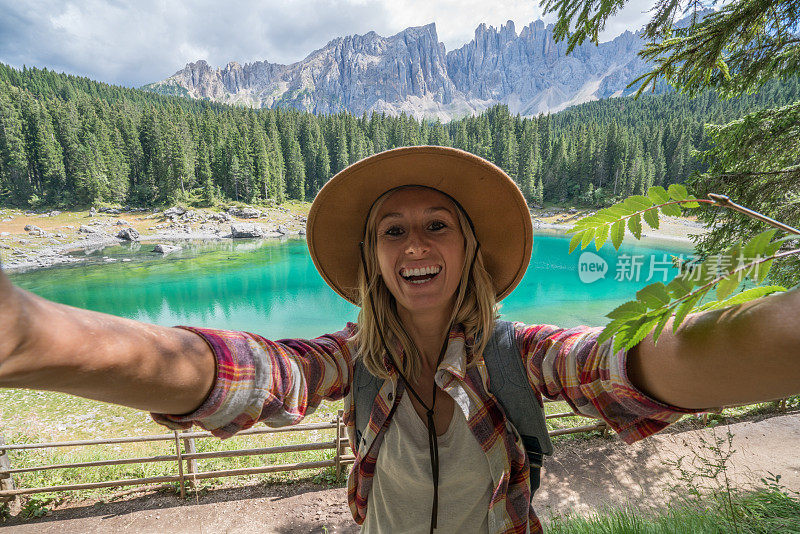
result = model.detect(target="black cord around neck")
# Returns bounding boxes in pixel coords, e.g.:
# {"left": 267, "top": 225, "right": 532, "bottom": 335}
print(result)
{"left": 359, "top": 242, "right": 450, "bottom": 532}
{"left": 356, "top": 205, "right": 481, "bottom": 532}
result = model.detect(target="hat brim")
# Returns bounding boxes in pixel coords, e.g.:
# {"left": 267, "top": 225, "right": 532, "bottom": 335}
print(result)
{"left": 307, "top": 146, "right": 533, "bottom": 305}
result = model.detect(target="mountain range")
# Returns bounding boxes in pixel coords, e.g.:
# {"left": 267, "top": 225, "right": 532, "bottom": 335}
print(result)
{"left": 142, "top": 19, "right": 649, "bottom": 121}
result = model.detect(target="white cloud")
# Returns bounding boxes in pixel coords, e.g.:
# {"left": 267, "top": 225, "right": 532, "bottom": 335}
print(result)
{"left": 0, "top": 0, "right": 658, "bottom": 88}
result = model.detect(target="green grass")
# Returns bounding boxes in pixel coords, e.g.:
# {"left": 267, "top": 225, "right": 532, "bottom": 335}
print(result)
{"left": 1, "top": 389, "right": 797, "bottom": 502}
{"left": 0, "top": 389, "right": 345, "bottom": 500}
{"left": 544, "top": 396, "right": 800, "bottom": 442}
{"left": 545, "top": 487, "right": 800, "bottom": 533}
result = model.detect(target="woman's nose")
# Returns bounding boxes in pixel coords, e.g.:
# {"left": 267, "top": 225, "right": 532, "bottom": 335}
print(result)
{"left": 404, "top": 229, "right": 429, "bottom": 255}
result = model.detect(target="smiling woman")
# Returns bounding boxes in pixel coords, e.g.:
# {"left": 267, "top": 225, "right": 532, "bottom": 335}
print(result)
{"left": 0, "top": 146, "right": 799, "bottom": 534}
{"left": 375, "top": 189, "right": 466, "bottom": 314}
{"left": 359, "top": 187, "right": 484, "bottom": 382}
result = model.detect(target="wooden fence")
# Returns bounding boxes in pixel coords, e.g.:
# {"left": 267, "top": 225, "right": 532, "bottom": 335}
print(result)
{"left": 0, "top": 403, "right": 606, "bottom": 502}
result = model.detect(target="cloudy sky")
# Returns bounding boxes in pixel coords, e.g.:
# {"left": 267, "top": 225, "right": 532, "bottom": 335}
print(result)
{"left": 0, "top": 0, "right": 658, "bottom": 88}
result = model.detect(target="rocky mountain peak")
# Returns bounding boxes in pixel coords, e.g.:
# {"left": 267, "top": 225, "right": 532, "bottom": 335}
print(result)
{"left": 144, "top": 18, "right": 653, "bottom": 120}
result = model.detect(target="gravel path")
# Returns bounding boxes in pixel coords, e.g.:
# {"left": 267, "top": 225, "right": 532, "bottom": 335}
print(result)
{"left": 5, "top": 412, "right": 798, "bottom": 533}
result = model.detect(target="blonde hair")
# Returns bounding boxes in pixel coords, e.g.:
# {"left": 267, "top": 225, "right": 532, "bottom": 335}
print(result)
{"left": 355, "top": 186, "right": 498, "bottom": 381}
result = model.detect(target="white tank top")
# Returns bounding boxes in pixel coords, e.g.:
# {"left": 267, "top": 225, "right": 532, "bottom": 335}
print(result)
{"left": 361, "top": 392, "right": 492, "bottom": 533}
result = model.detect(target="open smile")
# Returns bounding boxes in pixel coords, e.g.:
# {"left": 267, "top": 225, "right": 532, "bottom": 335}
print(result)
{"left": 399, "top": 265, "right": 442, "bottom": 285}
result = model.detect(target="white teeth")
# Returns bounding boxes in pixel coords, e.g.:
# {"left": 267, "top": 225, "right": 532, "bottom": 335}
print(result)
{"left": 401, "top": 266, "right": 441, "bottom": 278}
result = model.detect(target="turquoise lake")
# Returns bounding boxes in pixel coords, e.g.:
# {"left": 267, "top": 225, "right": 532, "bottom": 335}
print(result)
{"left": 9, "top": 231, "right": 693, "bottom": 340}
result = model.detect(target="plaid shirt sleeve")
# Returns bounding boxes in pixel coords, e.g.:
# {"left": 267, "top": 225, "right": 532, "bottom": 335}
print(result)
{"left": 151, "top": 323, "right": 358, "bottom": 439}
{"left": 515, "top": 322, "right": 699, "bottom": 444}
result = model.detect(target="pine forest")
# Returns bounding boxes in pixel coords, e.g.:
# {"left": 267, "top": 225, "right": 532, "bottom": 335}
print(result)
{"left": 1, "top": 62, "right": 798, "bottom": 210}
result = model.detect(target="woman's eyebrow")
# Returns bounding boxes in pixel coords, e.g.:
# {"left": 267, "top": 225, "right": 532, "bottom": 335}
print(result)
{"left": 378, "top": 212, "right": 402, "bottom": 223}
{"left": 378, "top": 206, "right": 454, "bottom": 224}
{"left": 424, "top": 206, "right": 453, "bottom": 215}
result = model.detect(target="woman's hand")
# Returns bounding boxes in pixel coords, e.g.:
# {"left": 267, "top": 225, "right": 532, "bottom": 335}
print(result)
{"left": 0, "top": 261, "right": 216, "bottom": 414}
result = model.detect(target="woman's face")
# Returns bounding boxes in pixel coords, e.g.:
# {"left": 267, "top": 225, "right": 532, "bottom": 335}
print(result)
{"left": 374, "top": 188, "right": 466, "bottom": 321}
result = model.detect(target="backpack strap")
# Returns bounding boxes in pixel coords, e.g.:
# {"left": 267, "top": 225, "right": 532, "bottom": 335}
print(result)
{"left": 484, "top": 320, "right": 554, "bottom": 494}
{"left": 353, "top": 357, "right": 381, "bottom": 449}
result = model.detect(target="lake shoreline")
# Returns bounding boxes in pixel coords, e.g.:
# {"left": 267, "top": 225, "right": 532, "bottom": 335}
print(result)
{"left": 0, "top": 204, "right": 309, "bottom": 273}
{"left": 1, "top": 204, "right": 708, "bottom": 273}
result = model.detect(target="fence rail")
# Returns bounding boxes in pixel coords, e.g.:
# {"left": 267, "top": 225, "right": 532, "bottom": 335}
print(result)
{"left": 0, "top": 405, "right": 616, "bottom": 501}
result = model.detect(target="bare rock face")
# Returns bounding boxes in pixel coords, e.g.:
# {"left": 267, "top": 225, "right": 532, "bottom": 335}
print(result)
{"left": 446, "top": 21, "right": 647, "bottom": 115}
{"left": 228, "top": 207, "right": 262, "bottom": 219}
{"left": 116, "top": 228, "right": 140, "bottom": 241}
{"left": 230, "top": 223, "right": 265, "bottom": 238}
{"left": 143, "top": 19, "right": 651, "bottom": 120}
{"left": 164, "top": 206, "right": 187, "bottom": 217}
{"left": 153, "top": 244, "right": 182, "bottom": 255}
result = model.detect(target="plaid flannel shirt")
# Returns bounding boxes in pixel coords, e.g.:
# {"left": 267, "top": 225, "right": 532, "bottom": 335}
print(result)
{"left": 153, "top": 322, "right": 695, "bottom": 533}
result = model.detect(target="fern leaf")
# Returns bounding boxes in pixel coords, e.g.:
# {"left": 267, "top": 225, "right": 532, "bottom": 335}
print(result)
{"left": 715, "top": 274, "right": 740, "bottom": 300}
{"left": 606, "top": 300, "right": 648, "bottom": 320}
{"left": 636, "top": 282, "right": 671, "bottom": 309}
{"left": 614, "top": 315, "right": 659, "bottom": 352}
{"left": 607, "top": 204, "right": 635, "bottom": 218}
{"left": 624, "top": 195, "right": 654, "bottom": 212}
{"left": 568, "top": 231, "right": 583, "bottom": 254}
{"left": 715, "top": 243, "right": 744, "bottom": 299}
{"left": 611, "top": 220, "right": 625, "bottom": 249}
{"left": 660, "top": 202, "right": 682, "bottom": 217}
{"left": 651, "top": 310, "right": 673, "bottom": 345}
{"left": 673, "top": 292, "right": 703, "bottom": 333}
{"left": 752, "top": 240, "right": 785, "bottom": 282}
{"left": 643, "top": 208, "right": 660, "bottom": 229}
{"left": 580, "top": 227, "right": 595, "bottom": 250}
{"left": 743, "top": 229, "right": 777, "bottom": 259}
{"left": 647, "top": 186, "right": 670, "bottom": 204}
{"left": 668, "top": 184, "right": 689, "bottom": 201}
{"left": 594, "top": 224, "right": 609, "bottom": 250}
{"left": 626, "top": 315, "right": 662, "bottom": 350}
{"left": 598, "top": 315, "right": 632, "bottom": 345}
{"left": 666, "top": 276, "right": 693, "bottom": 298}
{"left": 689, "top": 261, "right": 715, "bottom": 287}
{"left": 682, "top": 195, "right": 701, "bottom": 208}
{"left": 627, "top": 213, "right": 643, "bottom": 239}
{"left": 715, "top": 285, "right": 786, "bottom": 309}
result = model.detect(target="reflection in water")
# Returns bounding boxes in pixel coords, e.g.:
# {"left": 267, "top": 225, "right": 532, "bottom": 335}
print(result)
{"left": 11, "top": 234, "right": 691, "bottom": 339}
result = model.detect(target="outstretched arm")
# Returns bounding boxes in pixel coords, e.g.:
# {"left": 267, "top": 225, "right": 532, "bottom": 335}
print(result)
{"left": 627, "top": 286, "right": 800, "bottom": 410}
{"left": 0, "top": 266, "right": 216, "bottom": 414}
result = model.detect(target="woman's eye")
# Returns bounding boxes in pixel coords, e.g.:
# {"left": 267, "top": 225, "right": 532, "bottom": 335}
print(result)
{"left": 428, "top": 221, "right": 447, "bottom": 231}
{"left": 384, "top": 226, "right": 404, "bottom": 237}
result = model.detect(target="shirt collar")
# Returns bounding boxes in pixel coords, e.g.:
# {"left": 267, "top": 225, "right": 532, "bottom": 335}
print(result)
{"left": 380, "top": 324, "right": 472, "bottom": 381}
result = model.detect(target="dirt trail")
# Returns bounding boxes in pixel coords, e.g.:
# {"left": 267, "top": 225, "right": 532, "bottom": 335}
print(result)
{"left": 4, "top": 412, "right": 799, "bottom": 533}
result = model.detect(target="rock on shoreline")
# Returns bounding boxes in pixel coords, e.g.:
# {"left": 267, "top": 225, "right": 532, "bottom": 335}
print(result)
{"left": 153, "top": 244, "right": 182, "bottom": 255}
{"left": 0, "top": 205, "right": 309, "bottom": 273}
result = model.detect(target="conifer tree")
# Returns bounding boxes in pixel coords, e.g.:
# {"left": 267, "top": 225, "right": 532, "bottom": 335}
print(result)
{"left": 197, "top": 139, "right": 215, "bottom": 205}
{"left": 542, "top": 0, "right": 800, "bottom": 283}
{"left": 265, "top": 112, "right": 285, "bottom": 203}
{"left": 315, "top": 136, "right": 331, "bottom": 191}
{"left": 284, "top": 135, "right": 306, "bottom": 201}
{"left": 0, "top": 88, "right": 30, "bottom": 204}
{"left": 332, "top": 119, "right": 349, "bottom": 174}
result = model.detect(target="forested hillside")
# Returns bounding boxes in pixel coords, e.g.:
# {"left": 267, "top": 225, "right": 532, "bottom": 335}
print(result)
{"left": 0, "top": 63, "right": 798, "bottom": 209}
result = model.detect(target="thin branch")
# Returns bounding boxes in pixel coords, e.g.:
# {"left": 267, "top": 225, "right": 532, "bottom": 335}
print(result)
{"left": 708, "top": 194, "right": 800, "bottom": 235}
{"left": 575, "top": 199, "right": 714, "bottom": 231}
{"left": 716, "top": 168, "right": 800, "bottom": 178}
{"left": 633, "top": 247, "right": 800, "bottom": 320}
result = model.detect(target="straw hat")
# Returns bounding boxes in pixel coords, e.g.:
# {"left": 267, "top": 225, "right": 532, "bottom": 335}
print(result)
{"left": 306, "top": 146, "right": 533, "bottom": 305}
